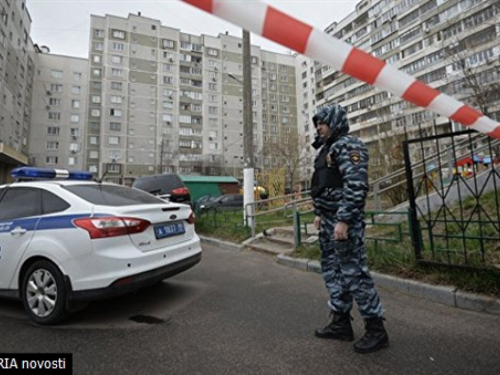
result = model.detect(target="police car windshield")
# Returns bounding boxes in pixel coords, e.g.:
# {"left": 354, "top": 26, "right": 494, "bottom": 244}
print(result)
{"left": 63, "top": 184, "right": 165, "bottom": 206}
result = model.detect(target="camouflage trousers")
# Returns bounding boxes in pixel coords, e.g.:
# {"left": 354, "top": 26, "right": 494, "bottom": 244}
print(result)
{"left": 318, "top": 215, "right": 383, "bottom": 319}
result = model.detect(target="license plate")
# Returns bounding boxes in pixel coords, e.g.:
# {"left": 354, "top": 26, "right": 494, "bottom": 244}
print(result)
{"left": 154, "top": 222, "right": 185, "bottom": 239}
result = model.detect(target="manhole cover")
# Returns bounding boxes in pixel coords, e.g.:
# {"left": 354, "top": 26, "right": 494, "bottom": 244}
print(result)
{"left": 129, "top": 315, "right": 165, "bottom": 324}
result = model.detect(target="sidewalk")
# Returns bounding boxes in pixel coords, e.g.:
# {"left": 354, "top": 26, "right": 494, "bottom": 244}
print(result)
{"left": 200, "top": 235, "right": 500, "bottom": 317}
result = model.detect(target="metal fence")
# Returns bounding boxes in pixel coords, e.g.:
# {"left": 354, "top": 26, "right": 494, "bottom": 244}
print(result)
{"left": 404, "top": 129, "right": 500, "bottom": 271}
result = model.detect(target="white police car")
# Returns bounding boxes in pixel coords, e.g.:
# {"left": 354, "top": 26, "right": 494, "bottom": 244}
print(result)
{"left": 0, "top": 167, "right": 202, "bottom": 325}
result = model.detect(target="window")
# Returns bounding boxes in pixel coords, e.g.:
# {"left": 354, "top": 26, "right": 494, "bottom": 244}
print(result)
{"left": 107, "top": 164, "right": 121, "bottom": 173}
{"left": 112, "top": 29, "right": 125, "bottom": 39}
{"left": 72, "top": 86, "right": 81, "bottom": 95}
{"left": 0, "top": 188, "right": 43, "bottom": 220}
{"left": 110, "top": 108, "right": 122, "bottom": 117}
{"left": 91, "top": 95, "right": 101, "bottom": 104}
{"left": 111, "top": 55, "right": 123, "bottom": 64}
{"left": 111, "top": 81, "right": 122, "bottom": 90}
{"left": 163, "top": 63, "right": 174, "bottom": 72}
{"left": 45, "top": 156, "right": 58, "bottom": 165}
{"left": 89, "top": 151, "right": 99, "bottom": 159}
{"left": 94, "top": 42, "right": 104, "bottom": 51}
{"left": 73, "top": 72, "right": 82, "bottom": 80}
{"left": 49, "top": 98, "right": 61, "bottom": 106}
{"left": 70, "top": 128, "right": 80, "bottom": 138}
{"left": 163, "top": 76, "right": 175, "bottom": 85}
{"left": 69, "top": 143, "right": 79, "bottom": 152}
{"left": 162, "top": 39, "right": 174, "bottom": 49}
{"left": 47, "top": 126, "right": 60, "bottom": 136}
{"left": 108, "top": 150, "right": 121, "bottom": 160}
{"left": 94, "top": 29, "right": 104, "bottom": 38}
{"left": 48, "top": 112, "right": 61, "bottom": 120}
{"left": 209, "top": 106, "right": 217, "bottom": 115}
{"left": 50, "top": 84, "right": 62, "bottom": 93}
{"left": 89, "top": 136, "right": 98, "bottom": 145}
{"left": 109, "top": 122, "right": 121, "bottom": 131}
{"left": 50, "top": 70, "right": 63, "bottom": 78}
{"left": 109, "top": 136, "right": 120, "bottom": 145}
{"left": 46, "top": 141, "right": 59, "bottom": 150}
{"left": 91, "top": 109, "right": 100, "bottom": 117}
{"left": 112, "top": 42, "right": 124, "bottom": 51}
{"left": 162, "top": 88, "right": 173, "bottom": 97}
{"left": 110, "top": 95, "right": 122, "bottom": 104}
{"left": 70, "top": 115, "right": 79, "bottom": 123}
{"left": 92, "top": 55, "right": 102, "bottom": 63}
{"left": 207, "top": 48, "right": 218, "bottom": 56}
{"left": 112, "top": 68, "right": 123, "bottom": 77}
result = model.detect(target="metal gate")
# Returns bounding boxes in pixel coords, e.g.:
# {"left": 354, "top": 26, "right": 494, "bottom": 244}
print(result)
{"left": 404, "top": 129, "right": 500, "bottom": 271}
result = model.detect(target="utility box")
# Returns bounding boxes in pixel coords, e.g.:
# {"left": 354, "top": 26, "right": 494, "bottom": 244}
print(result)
{"left": 179, "top": 175, "right": 240, "bottom": 202}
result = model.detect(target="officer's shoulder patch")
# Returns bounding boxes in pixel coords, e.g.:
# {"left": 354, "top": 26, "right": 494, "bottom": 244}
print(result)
{"left": 349, "top": 150, "right": 361, "bottom": 165}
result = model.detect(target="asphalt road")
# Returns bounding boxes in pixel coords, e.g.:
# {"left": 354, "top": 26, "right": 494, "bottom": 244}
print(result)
{"left": 1, "top": 243, "right": 500, "bottom": 375}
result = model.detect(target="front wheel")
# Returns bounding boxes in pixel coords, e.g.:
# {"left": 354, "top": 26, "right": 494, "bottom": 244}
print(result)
{"left": 22, "top": 260, "right": 68, "bottom": 325}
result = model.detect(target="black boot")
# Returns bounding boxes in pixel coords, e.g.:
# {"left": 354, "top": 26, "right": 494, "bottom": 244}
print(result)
{"left": 353, "top": 317, "right": 389, "bottom": 353}
{"left": 315, "top": 311, "right": 354, "bottom": 341}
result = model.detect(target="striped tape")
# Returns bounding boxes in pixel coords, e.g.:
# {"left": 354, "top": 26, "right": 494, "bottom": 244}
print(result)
{"left": 180, "top": 0, "right": 500, "bottom": 140}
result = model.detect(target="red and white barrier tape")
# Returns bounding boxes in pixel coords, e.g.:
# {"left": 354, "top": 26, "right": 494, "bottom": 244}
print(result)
{"left": 180, "top": 0, "right": 500, "bottom": 140}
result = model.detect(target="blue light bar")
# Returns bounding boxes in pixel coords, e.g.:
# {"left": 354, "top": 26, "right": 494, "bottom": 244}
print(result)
{"left": 11, "top": 167, "right": 93, "bottom": 181}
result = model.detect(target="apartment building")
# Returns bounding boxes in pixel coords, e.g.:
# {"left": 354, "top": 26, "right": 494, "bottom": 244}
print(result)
{"left": 87, "top": 13, "right": 298, "bottom": 184}
{"left": 29, "top": 54, "right": 89, "bottom": 169}
{"left": 0, "top": 0, "right": 33, "bottom": 182}
{"left": 295, "top": 55, "right": 317, "bottom": 188}
{"left": 300, "top": 0, "right": 500, "bottom": 183}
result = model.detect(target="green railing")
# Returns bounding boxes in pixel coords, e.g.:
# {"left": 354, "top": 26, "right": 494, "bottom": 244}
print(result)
{"left": 294, "top": 208, "right": 411, "bottom": 249}
{"left": 195, "top": 193, "right": 412, "bottom": 251}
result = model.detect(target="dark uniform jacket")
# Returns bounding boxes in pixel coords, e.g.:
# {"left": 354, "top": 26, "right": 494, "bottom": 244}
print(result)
{"left": 311, "top": 105, "right": 369, "bottom": 224}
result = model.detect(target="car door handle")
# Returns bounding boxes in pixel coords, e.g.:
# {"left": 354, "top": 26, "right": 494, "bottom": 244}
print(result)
{"left": 11, "top": 226, "right": 27, "bottom": 235}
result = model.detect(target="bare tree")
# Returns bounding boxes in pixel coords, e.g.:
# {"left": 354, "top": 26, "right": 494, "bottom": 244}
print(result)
{"left": 441, "top": 2, "right": 500, "bottom": 116}
{"left": 262, "top": 127, "right": 310, "bottom": 193}
{"left": 367, "top": 125, "right": 409, "bottom": 208}
{"left": 158, "top": 135, "right": 180, "bottom": 174}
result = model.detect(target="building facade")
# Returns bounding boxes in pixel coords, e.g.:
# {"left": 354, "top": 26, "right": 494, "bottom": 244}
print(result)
{"left": 86, "top": 13, "right": 298, "bottom": 185}
{"left": 29, "top": 54, "right": 89, "bottom": 169}
{"left": 299, "top": 0, "right": 500, "bottom": 186}
{"left": 0, "top": 0, "right": 33, "bottom": 182}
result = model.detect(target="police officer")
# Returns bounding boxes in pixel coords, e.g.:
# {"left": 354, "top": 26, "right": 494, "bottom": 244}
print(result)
{"left": 310, "top": 104, "right": 389, "bottom": 354}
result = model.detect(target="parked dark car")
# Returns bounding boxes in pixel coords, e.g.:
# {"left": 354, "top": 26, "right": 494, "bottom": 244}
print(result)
{"left": 194, "top": 195, "right": 219, "bottom": 211}
{"left": 131, "top": 174, "right": 191, "bottom": 204}
{"left": 199, "top": 194, "right": 243, "bottom": 212}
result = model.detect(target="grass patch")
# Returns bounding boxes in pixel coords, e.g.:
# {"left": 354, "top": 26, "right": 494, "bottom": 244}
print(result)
{"left": 291, "top": 240, "right": 500, "bottom": 297}
{"left": 195, "top": 200, "right": 500, "bottom": 298}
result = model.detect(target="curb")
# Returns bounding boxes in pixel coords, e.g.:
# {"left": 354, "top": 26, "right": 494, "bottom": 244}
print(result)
{"left": 275, "top": 254, "right": 500, "bottom": 317}
{"left": 200, "top": 237, "right": 500, "bottom": 317}
{"left": 199, "top": 236, "right": 245, "bottom": 252}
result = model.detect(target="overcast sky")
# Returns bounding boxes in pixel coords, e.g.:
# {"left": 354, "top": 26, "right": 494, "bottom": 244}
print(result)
{"left": 27, "top": 0, "right": 359, "bottom": 58}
